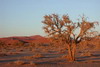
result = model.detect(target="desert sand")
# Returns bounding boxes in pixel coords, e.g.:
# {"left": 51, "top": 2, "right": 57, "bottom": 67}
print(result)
{"left": 0, "top": 35, "right": 100, "bottom": 67}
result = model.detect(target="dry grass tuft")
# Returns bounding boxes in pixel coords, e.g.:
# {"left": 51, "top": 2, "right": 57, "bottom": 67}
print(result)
{"left": 29, "top": 61, "right": 36, "bottom": 65}
{"left": 61, "top": 55, "right": 69, "bottom": 59}
{"left": 23, "top": 56, "right": 34, "bottom": 59}
{"left": 14, "top": 60, "right": 25, "bottom": 65}
{"left": 0, "top": 53, "right": 8, "bottom": 57}
{"left": 23, "top": 53, "right": 44, "bottom": 59}
{"left": 81, "top": 52, "right": 92, "bottom": 57}
{"left": 33, "top": 53, "right": 44, "bottom": 58}
{"left": 7, "top": 52, "right": 19, "bottom": 55}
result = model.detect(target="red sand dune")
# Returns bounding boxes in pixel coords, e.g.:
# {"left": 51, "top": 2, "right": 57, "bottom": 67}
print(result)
{"left": 0, "top": 35, "right": 50, "bottom": 45}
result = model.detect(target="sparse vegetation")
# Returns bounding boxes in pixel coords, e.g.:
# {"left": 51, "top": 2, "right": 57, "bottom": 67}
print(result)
{"left": 22, "top": 53, "right": 44, "bottom": 60}
{"left": 33, "top": 53, "right": 44, "bottom": 58}
{"left": 0, "top": 41, "right": 5, "bottom": 48}
{"left": 29, "top": 61, "right": 36, "bottom": 65}
{"left": 81, "top": 51, "right": 93, "bottom": 57}
{"left": 14, "top": 60, "right": 25, "bottom": 65}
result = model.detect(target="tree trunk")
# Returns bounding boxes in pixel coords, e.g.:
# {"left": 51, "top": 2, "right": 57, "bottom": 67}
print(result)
{"left": 67, "top": 43, "right": 76, "bottom": 61}
{"left": 72, "top": 43, "right": 76, "bottom": 61}
{"left": 67, "top": 44, "right": 73, "bottom": 61}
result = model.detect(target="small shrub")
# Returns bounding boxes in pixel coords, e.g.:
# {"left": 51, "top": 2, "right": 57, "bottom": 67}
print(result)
{"left": 33, "top": 53, "right": 44, "bottom": 58}
{"left": 14, "top": 60, "right": 25, "bottom": 65}
{"left": 23, "top": 53, "right": 44, "bottom": 59}
{"left": 62, "top": 55, "right": 69, "bottom": 59}
{"left": 23, "top": 56, "right": 34, "bottom": 59}
{"left": 0, "top": 53, "right": 8, "bottom": 57}
{"left": 29, "top": 61, "right": 36, "bottom": 65}
{"left": 81, "top": 52, "right": 92, "bottom": 57}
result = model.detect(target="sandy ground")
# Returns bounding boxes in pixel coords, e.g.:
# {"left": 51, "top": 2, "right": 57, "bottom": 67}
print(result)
{"left": 0, "top": 44, "right": 100, "bottom": 67}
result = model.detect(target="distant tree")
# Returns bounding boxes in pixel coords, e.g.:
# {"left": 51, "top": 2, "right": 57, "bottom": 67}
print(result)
{"left": 42, "top": 14, "right": 98, "bottom": 61}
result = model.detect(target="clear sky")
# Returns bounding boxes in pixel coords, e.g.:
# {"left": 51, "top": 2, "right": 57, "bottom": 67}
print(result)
{"left": 0, "top": 0, "right": 100, "bottom": 37}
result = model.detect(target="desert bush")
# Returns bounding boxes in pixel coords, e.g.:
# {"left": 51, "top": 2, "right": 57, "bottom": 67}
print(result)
{"left": 29, "top": 42, "right": 36, "bottom": 47}
{"left": 0, "top": 41, "right": 5, "bottom": 48}
{"left": 23, "top": 56, "right": 35, "bottom": 59}
{"left": 33, "top": 53, "right": 44, "bottom": 58}
{"left": 29, "top": 42, "right": 44, "bottom": 48}
{"left": 14, "top": 60, "right": 25, "bottom": 65}
{"left": 29, "top": 61, "right": 36, "bottom": 65}
{"left": 23, "top": 53, "right": 44, "bottom": 59}
{"left": 14, "top": 41, "right": 24, "bottom": 47}
{"left": 0, "top": 53, "right": 8, "bottom": 57}
{"left": 62, "top": 55, "right": 68, "bottom": 59}
{"left": 79, "top": 38, "right": 100, "bottom": 51}
{"left": 81, "top": 51, "right": 93, "bottom": 57}
{"left": 7, "top": 52, "right": 19, "bottom": 55}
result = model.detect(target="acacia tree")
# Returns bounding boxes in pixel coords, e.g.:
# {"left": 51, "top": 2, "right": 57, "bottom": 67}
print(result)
{"left": 42, "top": 14, "right": 98, "bottom": 61}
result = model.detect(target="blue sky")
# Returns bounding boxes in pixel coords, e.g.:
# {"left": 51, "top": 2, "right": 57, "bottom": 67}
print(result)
{"left": 0, "top": 0, "right": 100, "bottom": 37}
